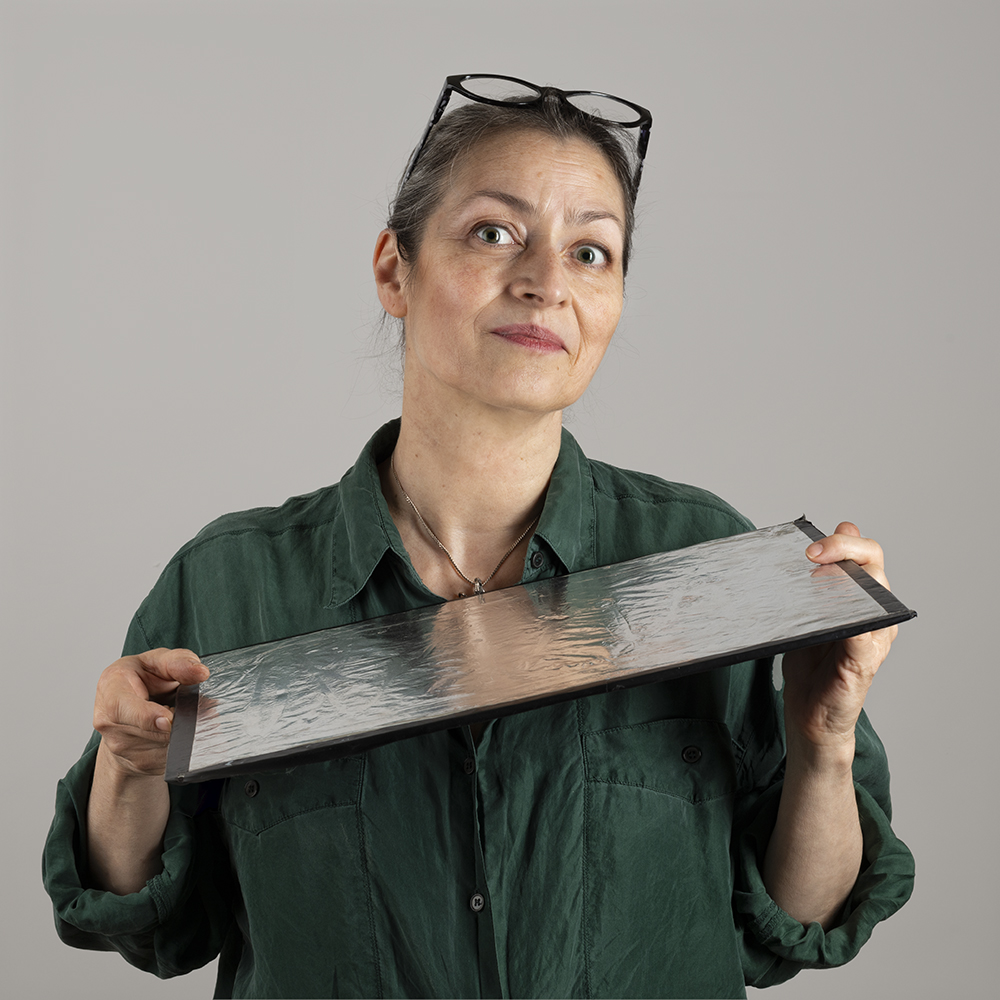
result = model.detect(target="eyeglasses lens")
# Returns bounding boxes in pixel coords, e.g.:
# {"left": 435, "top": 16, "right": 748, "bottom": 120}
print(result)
{"left": 460, "top": 77, "right": 541, "bottom": 103}
{"left": 564, "top": 93, "right": 642, "bottom": 126}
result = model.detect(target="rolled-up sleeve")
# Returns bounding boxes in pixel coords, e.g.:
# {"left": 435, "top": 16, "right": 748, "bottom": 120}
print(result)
{"left": 42, "top": 734, "right": 231, "bottom": 978}
{"left": 733, "top": 710, "right": 916, "bottom": 987}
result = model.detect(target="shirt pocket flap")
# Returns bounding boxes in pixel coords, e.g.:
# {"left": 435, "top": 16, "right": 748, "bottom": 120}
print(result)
{"left": 220, "top": 755, "right": 364, "bottom": 835}
{"left": 583, "top": 718, "right": 737, "bottom": 803}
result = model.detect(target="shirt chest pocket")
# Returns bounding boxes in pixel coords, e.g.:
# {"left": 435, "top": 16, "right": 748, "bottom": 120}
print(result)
{"left": 218, "top": 755, "right": 380, "bottom": 998}
{"left": 580, "top": 718, "right": 747, "bottom": 1000}
{"left": 581, "top": 717, "right": 739, "bottom": 931}
{"left": 220, "top": 754, "right": 364, "bottom": 836}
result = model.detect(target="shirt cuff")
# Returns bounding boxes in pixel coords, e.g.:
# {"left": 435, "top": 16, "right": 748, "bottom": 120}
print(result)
{"left": 41, "top": 735, "right": 198, "bottom": 963}
{"left": 733, "top": 782, "right": 915, "bottom": 988}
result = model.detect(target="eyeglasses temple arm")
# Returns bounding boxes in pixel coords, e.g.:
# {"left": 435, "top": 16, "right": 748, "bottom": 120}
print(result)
{"left": 400, "top": 82, "right": 455, "bottom": 188}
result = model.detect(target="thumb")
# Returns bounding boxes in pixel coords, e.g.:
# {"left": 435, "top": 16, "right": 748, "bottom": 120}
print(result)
{"left": 109, "top": 688, "right": 175, "bottom": 735}
{"left": 134, "top": 648, "right": 210, "bottom": 687}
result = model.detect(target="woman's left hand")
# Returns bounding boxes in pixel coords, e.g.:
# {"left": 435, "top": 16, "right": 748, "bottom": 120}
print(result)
{"left": 780, "top": 522, "right": 897, "bottom": 753}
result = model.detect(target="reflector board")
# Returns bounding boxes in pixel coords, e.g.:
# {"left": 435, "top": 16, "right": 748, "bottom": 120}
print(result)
{"left": 166, "top": 519, "right": 915, "bottom": 783}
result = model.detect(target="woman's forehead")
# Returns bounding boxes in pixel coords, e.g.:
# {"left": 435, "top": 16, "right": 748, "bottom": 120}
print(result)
{"left": 445, "top": 131, "right": 627, "bottom": 220}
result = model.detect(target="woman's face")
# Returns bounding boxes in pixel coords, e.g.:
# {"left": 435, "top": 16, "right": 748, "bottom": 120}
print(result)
{"left": 377, "top": 130, "right": 627, "bottom": 419}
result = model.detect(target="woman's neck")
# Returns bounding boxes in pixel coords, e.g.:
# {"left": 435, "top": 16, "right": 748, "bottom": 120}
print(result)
{"left": 380, "top": 390, "right": 562, "bottom": 599}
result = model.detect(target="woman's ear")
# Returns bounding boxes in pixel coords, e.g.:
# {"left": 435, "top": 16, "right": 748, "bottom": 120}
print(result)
{"left": 373, "top": 229, "right": 407, "bottom": 318}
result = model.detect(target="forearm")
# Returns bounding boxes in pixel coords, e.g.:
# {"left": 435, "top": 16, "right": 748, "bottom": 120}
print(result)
{"left": 87, "top": 739, "right": 171, "bottom": 895}
{"left": 762, "top": 736, "right": 862, "bottom": 928}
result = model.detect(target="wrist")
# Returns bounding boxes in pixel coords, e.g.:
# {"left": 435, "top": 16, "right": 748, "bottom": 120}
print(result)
{"left": 94, "top": 739, "right": 167, "bottom": 794}
{"left": 784, "top": 730, "right": 856, "bottom": 780}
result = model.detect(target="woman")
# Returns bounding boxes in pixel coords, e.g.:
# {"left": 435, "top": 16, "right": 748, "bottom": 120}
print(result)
{"left": 44, "top": 76, "right": 913, "bottom": 998}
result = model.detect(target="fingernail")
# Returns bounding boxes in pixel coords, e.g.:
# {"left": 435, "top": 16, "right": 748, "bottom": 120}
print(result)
{"left": 806, "top": 542, "right": 823, "bottom": 557}
{"left": 155, "top": 716, "right": 171, "bottom": 732}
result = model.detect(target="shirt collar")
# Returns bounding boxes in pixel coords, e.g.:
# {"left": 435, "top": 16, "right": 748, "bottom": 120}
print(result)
{"left": 532, "top": 426, "right": 596, "bottom": 574}
{"left": 326, "top": 420, "right": 597, "bottom": 607}
{"left": 326, "top": 420, "right": 406, "bottom": 608}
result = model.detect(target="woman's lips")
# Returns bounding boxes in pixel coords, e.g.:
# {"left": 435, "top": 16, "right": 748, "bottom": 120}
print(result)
{"left": 491, "top": 324, "right": 566, "bottom": 352}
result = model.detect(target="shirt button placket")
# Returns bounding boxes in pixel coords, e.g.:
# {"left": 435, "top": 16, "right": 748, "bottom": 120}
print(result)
{"left": 466, "top": 746, "right": 503, "bottom": 994}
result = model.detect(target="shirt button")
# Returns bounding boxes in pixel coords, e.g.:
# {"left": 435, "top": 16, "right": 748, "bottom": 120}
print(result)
{"left": 530, "top": 551, "right": 545, "bottom": 569}
{"left": 681, "top": 745, "right": 702, "bottom": 764}
{"left": 469, "top": 892, "right": 486, "bottom": 913}
{"left": 462, "top": 757, "right": 476, "bottom": 775}
{"left": 244, "top": 779, "right": 260, "bottom": 797}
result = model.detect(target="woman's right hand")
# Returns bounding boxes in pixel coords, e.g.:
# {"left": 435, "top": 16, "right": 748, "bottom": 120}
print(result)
{"left": 93, "top": 648, "right": 209, "bottom": 776}
{"left": 88, "top": 649, "right": 209, "bottom": 894}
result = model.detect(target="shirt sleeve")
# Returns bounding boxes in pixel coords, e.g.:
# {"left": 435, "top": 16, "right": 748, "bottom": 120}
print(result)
{"left": 41, "top": 731, "right": 232, "bottom": 978}
{"left": 732, "top": 702, "right": 916, "bottom": 987}
{"left": 41, "top": 528, "right": 266, "bottom": 981}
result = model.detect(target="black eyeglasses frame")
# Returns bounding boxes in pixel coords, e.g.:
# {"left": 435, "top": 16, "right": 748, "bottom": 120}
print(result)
{"left": 400, "top": 73, "right": 653, "bottom": 197}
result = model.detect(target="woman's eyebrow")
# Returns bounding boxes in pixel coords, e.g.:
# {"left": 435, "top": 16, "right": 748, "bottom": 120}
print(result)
{"left": 571, "top": 208, "right": 624, "bottom": 231}
{"left": 466, "top": 189, "right": 533, "bottom": 215}
{"left": 464, "top": 189, "right": 624, "bottom": 233}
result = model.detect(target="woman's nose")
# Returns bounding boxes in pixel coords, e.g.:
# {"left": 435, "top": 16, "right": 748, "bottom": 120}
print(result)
{"left": 509, "top": 246, "right": 568, "bottom": 307}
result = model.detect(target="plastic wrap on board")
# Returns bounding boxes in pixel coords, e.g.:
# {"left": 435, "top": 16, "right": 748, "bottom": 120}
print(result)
{"left": 165, "top": 519, "right": 915, "bottom": 783}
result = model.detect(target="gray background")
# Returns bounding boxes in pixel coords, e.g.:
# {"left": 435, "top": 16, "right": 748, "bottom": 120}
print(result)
{"left": 1, "top": 1, "right": 995, "bottom": 997}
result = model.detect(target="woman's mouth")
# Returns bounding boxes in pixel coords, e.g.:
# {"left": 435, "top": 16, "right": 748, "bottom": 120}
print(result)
{"left": 491, "top": 324, "right": 566, "bottom": 353}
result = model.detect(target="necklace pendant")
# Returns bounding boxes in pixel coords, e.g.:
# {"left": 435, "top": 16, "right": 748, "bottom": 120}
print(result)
{"left": 473, "top": 578, "right": 486, "bottom": 596}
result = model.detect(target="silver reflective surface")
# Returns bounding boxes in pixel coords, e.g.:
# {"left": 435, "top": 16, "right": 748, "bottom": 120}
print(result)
{"left": 172, "top": 522, "right": 910, "bottom": 781}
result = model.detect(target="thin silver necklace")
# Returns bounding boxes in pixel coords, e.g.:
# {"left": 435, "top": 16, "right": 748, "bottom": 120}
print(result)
{"left": 390, "top": 452, "right": 540, "bottom": 598}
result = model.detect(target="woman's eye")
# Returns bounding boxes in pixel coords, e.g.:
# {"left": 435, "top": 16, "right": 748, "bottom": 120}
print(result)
{"left": 573, "top": 244, "right": 608, "bottom": 266}
{"left": 474, "top": 225, "right": 514, "bottom": 246}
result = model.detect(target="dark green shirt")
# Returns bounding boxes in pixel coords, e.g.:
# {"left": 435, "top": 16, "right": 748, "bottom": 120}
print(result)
{"left": 43, "top": 421, "right": 914, "bottom": 999}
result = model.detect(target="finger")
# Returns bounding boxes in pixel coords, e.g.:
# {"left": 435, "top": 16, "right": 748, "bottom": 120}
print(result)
{"left": 94, "top": 654, "right": 198, "bottom": 734}
{"left": 805, "top": 527, "right": 882, "bottom": 567}
{"left": 112, "top": 694, "right": 175, "bottom": 735}
{"left": 134, "top": 648, "right": 209, "bottom": 686}
{"left": 805, "top": 525, "right": 891, "bottom": 589}
{"left": 94, "top": 698, "right": 174, "bottom": 775}
{"left": 95, "top": 670, "right": 176, "bottom": 735}
{"left": 806, "top": 536, "right": 882, "bottom": 565}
